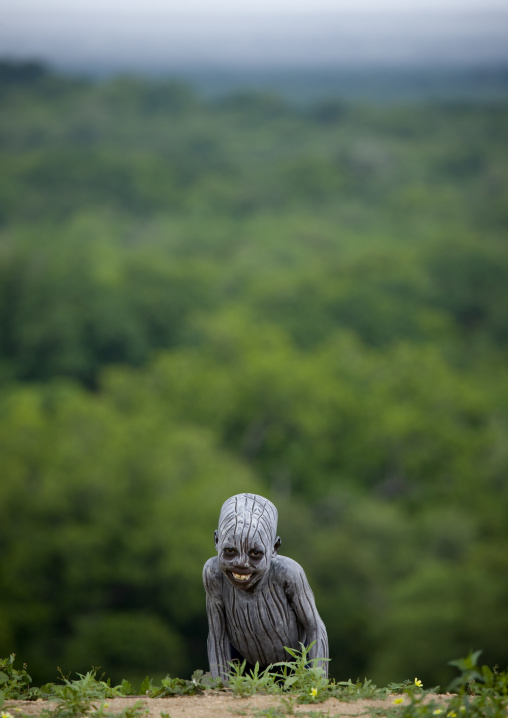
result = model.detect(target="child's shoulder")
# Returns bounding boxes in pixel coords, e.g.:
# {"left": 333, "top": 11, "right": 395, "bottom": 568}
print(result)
{"left": 203, "top": 556, "right": 223, "bottom": 592}
{"left": 272, "top": 554, "right": 304, "bottom": 570}
{"left": 271, "top": 555, "right": 306, "bottom": 581}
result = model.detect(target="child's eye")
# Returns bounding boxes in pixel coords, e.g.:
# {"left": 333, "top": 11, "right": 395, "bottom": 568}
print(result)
{"left": 224, "top": 547, "right": 236, "bottom": 555}
{"left": 250, "top": 550, "right": 263, "bottom": 558}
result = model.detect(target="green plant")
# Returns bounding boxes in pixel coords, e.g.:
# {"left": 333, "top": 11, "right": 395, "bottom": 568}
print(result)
{"left": 366, "top": 652, "right": 508, "bottom": 718}
{"left": 278, "top": 695, "right": 297, "bottom": 714}
{"left": 31, "top": 667, "right": 140, "bottom": 718}
{"left": 117, "top": 704, "right": 147, "bottom": 718}
{"left": 49, "top": 669, "right": 133, "bottom": 701}
{"left": 189, "top": 669, "right": 224, "bottom": 691}
{"left": 0, "top": 655, "right": 37, "bottom": 702}
{"left": 253, "top": 707, "right": 286, "bottom": 718}
{"left": 142, "top": 667, "right": 223, "bottom": 697}
{"left": 227, "top": 661, "right": 280, "bottom": 698}
{"left": 272, "top": 643, "right": 329, "bottom": 703}
{"left": 331, "top": 677, "right": 389, "bottom": 701}
{"left": 91, "top": 702, "right": 148, "bottom": 718}
{"left": 40, "top": 687, "right": 94, "bottom": 718}
{"left": 444, "top": 650, "right": 508, "bottom": 718}
{"left": 42, "top": 699, "right": 149, "bottom": 718}
{"left": 147, "top": 675, "right": 203, "bottom": 698}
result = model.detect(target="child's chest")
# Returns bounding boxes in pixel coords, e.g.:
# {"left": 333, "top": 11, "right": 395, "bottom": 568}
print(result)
{"left": 222, "top": 579, "right": 299, "bottom": 645}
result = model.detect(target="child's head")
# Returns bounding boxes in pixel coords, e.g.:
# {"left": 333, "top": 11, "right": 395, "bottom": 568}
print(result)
{"left": 215, "top": 493, "right": 281, "bottom": 590}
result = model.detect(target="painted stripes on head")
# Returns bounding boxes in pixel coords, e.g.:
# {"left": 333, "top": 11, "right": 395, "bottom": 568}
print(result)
{"left": 218, "top": 493, "right": 278, "bottom": 551}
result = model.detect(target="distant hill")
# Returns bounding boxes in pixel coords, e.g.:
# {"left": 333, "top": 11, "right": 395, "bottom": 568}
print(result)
{"left": 172, "top": 64, "right": 508, "bottom": 104}
{"left": 2, "top": 58, "right": 507, "bottom": 104}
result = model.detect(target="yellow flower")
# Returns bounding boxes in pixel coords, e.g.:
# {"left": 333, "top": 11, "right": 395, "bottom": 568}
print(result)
{"left": 433, "top": 710, "right": 443, "bottom": 715}
{"left": 393, "top": 697, "right": 404, "bottom": 705}
{"left": 1, "top": 712, "right": 14, "bottom": 718}
{"left": 414, "top": 678, "right": 423, "bottom": 687}
{"left": 310, "top": 687, "right": 318, "bottom": 697}
{"left": 448, "top": 712, "right": 457, "bottom": 718}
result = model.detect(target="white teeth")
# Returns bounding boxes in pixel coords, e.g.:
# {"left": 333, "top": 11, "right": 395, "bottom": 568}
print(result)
{"left": 232, "top": 573, "right": 252, "bottom": 581}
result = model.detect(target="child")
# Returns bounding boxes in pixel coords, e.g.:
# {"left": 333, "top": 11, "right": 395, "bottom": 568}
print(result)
{"left": 203, "top": 492, "right": 328, "bottom": 679}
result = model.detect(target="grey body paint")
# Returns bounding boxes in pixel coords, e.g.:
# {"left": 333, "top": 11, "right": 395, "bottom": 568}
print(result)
{"left": 203, "top": 493, "right": 328, "bottom": 680}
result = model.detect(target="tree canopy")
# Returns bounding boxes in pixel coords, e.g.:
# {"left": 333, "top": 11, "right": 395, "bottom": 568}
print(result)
{"left": 0, "top": 62, "right": 507, "bottom": 688}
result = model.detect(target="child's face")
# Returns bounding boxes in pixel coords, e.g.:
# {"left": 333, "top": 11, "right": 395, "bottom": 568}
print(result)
{"left": 216, "top": 529, "right": 277, "bottom": 591}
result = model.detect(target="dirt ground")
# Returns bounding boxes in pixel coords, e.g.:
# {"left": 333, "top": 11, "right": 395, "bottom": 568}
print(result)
{"left": 4, "top": 692, "right": 453, "bottom": 718}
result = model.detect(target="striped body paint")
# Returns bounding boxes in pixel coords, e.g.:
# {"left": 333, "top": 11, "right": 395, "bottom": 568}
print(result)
{"left": 203, "top": 493, "right": 328, "bottom": 680}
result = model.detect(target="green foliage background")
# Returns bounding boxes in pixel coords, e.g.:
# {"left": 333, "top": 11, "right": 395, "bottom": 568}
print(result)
{"left": 1, "top": 61, "right": 507, "bottom": 689}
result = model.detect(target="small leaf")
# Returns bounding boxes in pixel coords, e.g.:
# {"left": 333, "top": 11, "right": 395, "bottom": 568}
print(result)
{"left": 448, "top": 650, "right": 483, "bottom": 672}
{"left": 283, "top": 676, "right": 299, "bottom": 690}
{"left": 139, "top": 676, "right": 151, "bottom": 695}
{"left": 119, "top": 679, "right": 134, "bottom": 695}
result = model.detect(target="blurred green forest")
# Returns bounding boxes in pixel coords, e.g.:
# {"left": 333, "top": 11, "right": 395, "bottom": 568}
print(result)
{"left": 1, "top": 59, "right": 508, "bottom": 689}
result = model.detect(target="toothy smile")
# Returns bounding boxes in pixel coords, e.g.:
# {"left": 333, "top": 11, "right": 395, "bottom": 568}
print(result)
{"left": 232, "top": 573, "right": 252, "bottom": 582}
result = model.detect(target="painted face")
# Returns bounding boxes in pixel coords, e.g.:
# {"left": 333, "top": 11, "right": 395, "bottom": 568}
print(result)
{"left": 215, "top": 493, "right": 281, "bottom": 591}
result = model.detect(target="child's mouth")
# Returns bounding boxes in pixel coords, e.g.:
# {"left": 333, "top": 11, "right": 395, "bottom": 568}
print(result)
{"left": 231, "top": 572, "right": 252, "bottom": 582}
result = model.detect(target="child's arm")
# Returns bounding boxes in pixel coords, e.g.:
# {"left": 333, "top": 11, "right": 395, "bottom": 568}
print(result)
{"left": 203, "top": 558, "right": 232, "bottom": 680}
{"left": 280, "top": 558, "right": 329, "bottom": 674}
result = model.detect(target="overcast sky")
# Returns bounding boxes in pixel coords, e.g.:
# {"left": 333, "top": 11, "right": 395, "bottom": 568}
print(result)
{"left": 3, "top": 0, "right": 508, "bottom": 71}
{"left": 5, "top": 0, "right": 508, "bottom": 11}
